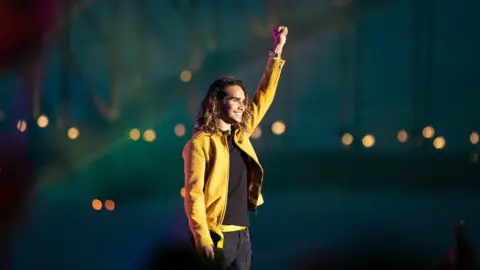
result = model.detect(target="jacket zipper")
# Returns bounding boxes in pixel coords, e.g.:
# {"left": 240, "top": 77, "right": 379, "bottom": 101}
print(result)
{"left": 256, "top": 169, "right": 262, "bottom": 215}
{"left": 253, "top": 167, "right": 261, "bottom": 215}
{"left": 219, "top": 134, "right": 229, "bottom": 228}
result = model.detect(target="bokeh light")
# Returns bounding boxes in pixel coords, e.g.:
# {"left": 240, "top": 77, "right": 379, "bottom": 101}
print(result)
{"left": 271, "top": 121, "right": 286, "bottom": 135}
{"left": 174, "top": 124, "right": 186, "bottom": 137}
{"left": 129, "top": 128, "right": 141, "bottom": 140}
{"left": 397, "top": 129, "right": 408, "bottom": 143}
{"left": 37, "top": 114, "right": 49, "bottom": 128}
{"left": 422, "top": 126, "right": 435, "bottom": 139}
{"left": 341, "top": 133, "right": 353, "bottom": 146}
{"left": 180, "top": 70, "right": 192, "bottom": 82}
{"left": 362, "top": 134, "right": 375, "bottom": 148}
{"left": 17, "top": 119, "right": 27, "bottom": 132}
{"left": 92, "top": 199, "right": 102, "bottom": 211}
{"left": 433, "top": 136, "right": 445, "bottom": 149}
{"left": 68, "top": 127, "right": 79, "bottom": 140}
{"left": 105, "top": 200, "right": 115, "bottom": 211}
{"left": 470, "top": 132, "right": 479, "bottom": 145}
{"left": 251, "top": 126, "right": 262, "bottom": 139}
{"left": 143, "top": 129, "right": 156, "bottom": 142}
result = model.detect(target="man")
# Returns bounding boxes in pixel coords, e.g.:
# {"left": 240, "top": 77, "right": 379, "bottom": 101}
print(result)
{"left": 182, "top": 25, "right": 288, "bottom": 269}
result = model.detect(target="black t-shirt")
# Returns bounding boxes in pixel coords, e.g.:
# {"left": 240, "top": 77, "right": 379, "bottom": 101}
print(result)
{"left": 222, "top": 132, "right": 250, "bottom": 226}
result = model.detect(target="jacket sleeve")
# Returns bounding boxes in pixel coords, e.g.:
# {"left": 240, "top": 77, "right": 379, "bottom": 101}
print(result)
{"left": 182, "top": 139, "right": 213, "bottom": 249}
{"left": 247, "top": 57, "right": 286, "bottom": 135}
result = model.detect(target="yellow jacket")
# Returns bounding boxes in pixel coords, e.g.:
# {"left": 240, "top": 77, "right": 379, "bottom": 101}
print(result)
{"left": 182, "top": 56, "right": 286, "bottom": 249}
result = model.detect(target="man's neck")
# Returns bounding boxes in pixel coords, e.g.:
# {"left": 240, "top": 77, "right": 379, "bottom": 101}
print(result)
{"left": 217, "top": 119, "right": 232, "bottom": 132}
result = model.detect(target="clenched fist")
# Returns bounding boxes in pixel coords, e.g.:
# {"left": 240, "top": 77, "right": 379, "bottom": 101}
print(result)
{"left": 272, "top": 25, "right": 288, "bottom": 47}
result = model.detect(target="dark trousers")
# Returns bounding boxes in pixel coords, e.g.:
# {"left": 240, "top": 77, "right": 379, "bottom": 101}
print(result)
{"left": 191, "top": 229, "right": 252, "bottom": 270}
{"left": 216, "top": 230, "right": 252, "bottom": 270}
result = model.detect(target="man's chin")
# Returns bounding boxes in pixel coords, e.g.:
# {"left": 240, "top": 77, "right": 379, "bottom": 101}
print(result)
{"left": 226, "top": 116, "right": 241, "bottom": 123}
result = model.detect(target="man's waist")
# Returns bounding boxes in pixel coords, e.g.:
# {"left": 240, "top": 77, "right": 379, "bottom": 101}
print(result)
{"left": 220, "top": 224, "right": 247, "bottom": 232}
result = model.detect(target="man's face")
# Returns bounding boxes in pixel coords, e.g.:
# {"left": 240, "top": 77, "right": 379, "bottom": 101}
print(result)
{"left": 221, "top": 85, "right": 246, "bottom": 124}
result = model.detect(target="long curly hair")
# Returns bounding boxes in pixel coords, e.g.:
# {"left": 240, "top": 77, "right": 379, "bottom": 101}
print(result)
{"left": 194, "top": 76, "right": 253, "bottom": 134}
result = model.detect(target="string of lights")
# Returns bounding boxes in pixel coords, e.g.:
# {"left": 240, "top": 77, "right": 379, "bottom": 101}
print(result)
{"left": 3, "top": 112, "right": 479, "bottom": 150}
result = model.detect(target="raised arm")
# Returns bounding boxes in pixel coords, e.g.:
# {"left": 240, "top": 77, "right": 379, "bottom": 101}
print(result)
{"left": 182, "top": 140, "right": 213, "bottom": 250}
{"left": 247, "top": 26, "right": 288, "bottom": 134}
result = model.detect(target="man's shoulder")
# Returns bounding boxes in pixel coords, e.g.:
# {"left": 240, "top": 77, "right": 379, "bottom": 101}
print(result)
{"left": 181, "top": 132, "right": 214, "bottom": 159}
{"left": 184, "top": 131, "right": 212, "bottom": 149}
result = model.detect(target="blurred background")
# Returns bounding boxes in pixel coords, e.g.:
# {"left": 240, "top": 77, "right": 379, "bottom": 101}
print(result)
{"left": 0, "top": 0, "right": 479, "bottom": 269}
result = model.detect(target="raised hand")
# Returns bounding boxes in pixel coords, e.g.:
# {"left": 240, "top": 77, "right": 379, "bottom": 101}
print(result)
{"left": 272, "top": 25, "right": 288, "bottom": 47}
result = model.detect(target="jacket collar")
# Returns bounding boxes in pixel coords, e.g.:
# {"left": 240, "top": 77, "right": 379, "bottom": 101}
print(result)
{"left": 214, "top": 127, "right": 245, "bottom": 142}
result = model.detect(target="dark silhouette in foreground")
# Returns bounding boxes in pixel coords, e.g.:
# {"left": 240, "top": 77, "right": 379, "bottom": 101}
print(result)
{"left": 433, "top": 220, "right": 477, "bottom": 270}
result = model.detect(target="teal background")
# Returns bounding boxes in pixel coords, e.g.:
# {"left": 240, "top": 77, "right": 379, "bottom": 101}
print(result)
{"left": 0, "top": 0, "right": 479, "bottom": 269}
